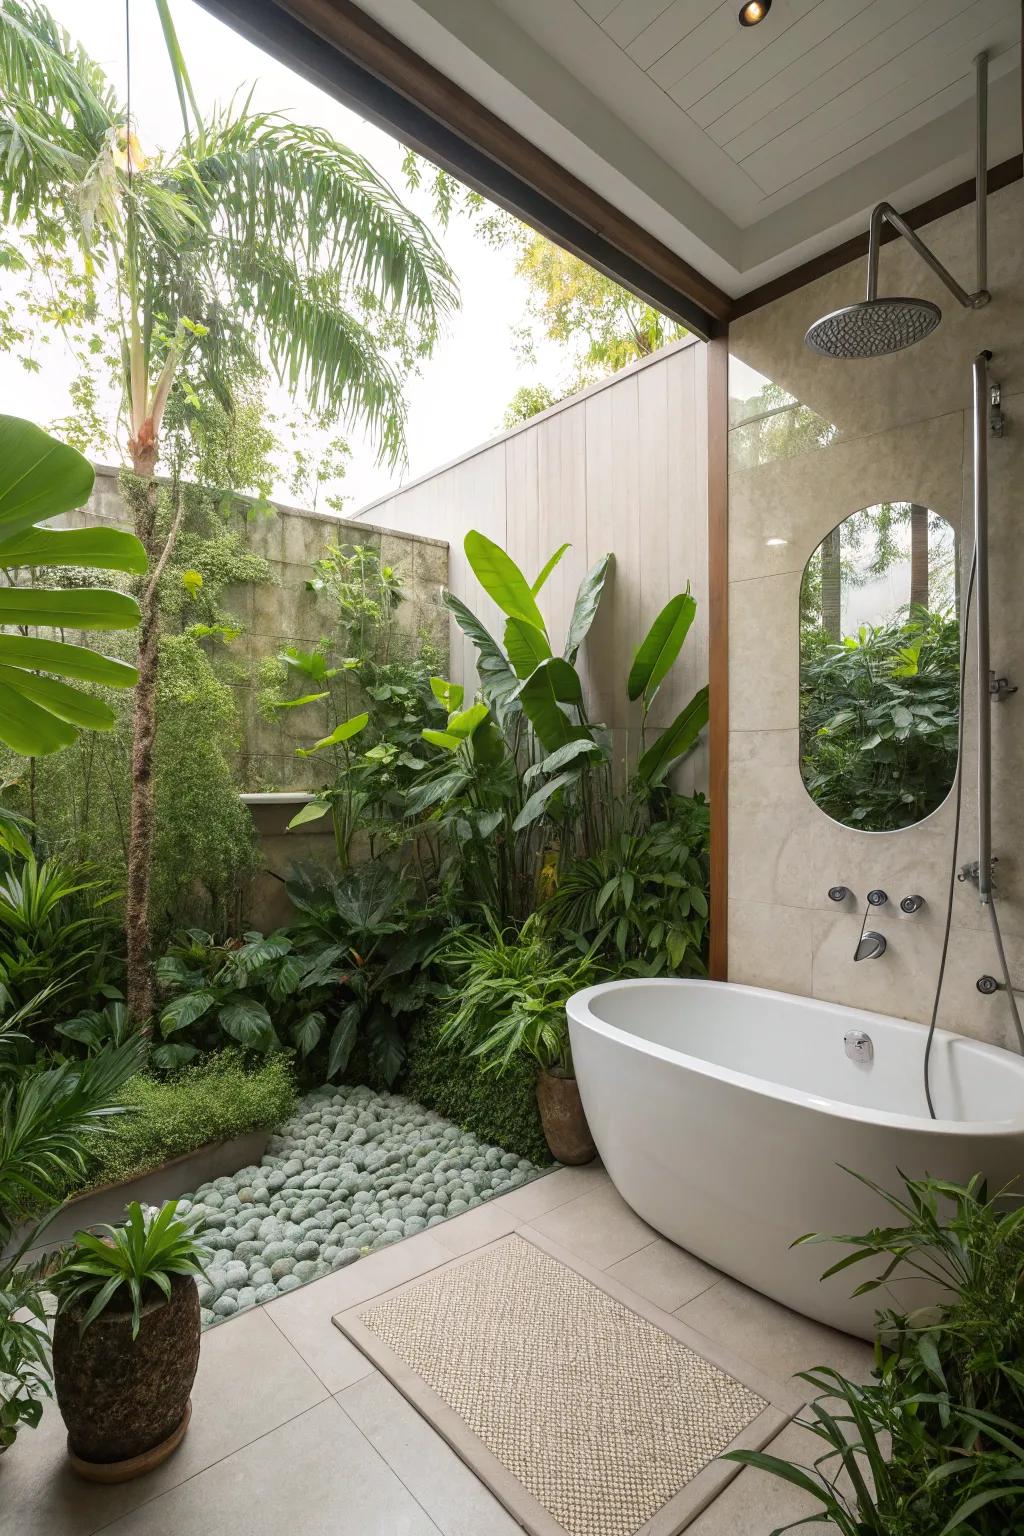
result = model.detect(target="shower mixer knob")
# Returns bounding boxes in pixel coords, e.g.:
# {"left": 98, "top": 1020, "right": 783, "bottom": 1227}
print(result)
{"left": 977, "top": 975, "right": 1001, "bottom": 995}
{"left": 867, "top": 889, "right": 888, "bottom": 907}
{"left": 899, "top": 894, "right": 925, "bottom": 914}
{"left": 827, "top": 886, "right": 851, "bottom": 903}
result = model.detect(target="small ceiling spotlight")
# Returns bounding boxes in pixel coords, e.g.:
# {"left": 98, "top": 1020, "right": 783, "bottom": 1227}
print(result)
{"left": 739, "top": 0, "right": 772, "bottom": 24}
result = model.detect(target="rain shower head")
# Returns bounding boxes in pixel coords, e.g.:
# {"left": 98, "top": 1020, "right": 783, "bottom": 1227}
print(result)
{"left": 804, "top": 296, "right": 942, "bottom": 359}
{"left": 804, "top": 53, "right": 991, "bottom": 361}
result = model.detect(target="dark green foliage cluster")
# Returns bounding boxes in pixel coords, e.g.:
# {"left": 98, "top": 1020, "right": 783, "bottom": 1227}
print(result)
{"left": 150, "top": 632, "right": 259, "bottom": 940}
{"left": 53, "top": 1051, "right": 296, "bottom": 1199}
{"left": 401, "top": 1012, "right": 553, "bottom": 1167}
{"left": 728, "top": 1173, "right": 1024, "bottom": 1536}
{"left": 154, "top": 863, "right": 445, "bottom": 1088}
{"left": 800, "top": 609, "right": 959, "bottom": 830}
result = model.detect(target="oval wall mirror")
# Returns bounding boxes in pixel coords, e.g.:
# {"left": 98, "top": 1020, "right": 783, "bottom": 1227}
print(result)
{"left": 799, "top": 502, "right": 959, "bottom": 832}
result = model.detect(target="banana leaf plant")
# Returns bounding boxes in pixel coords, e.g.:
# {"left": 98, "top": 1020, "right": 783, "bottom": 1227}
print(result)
{"left": 431, "top": 529, "right": 708, "bottom": 850}
{"left": 0, "top": 416, "right": 146, "bottom": 756}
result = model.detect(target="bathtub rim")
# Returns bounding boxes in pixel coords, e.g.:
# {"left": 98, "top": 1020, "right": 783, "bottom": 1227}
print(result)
{"left": 567, "top": 977, "right": 1024, "bottom": 1137}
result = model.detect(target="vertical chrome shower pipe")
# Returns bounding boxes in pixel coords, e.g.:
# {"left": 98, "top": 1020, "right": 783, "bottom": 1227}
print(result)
{"left": 973, "top": 350, "right": 992, "bottom": 902}
{"left": 975, "top": 51, "right": 988, "bottom": 296}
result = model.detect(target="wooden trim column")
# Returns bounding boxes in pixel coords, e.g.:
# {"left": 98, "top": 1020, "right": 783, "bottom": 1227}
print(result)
{"left": 706, "top": 334, "right": 729, "bottom": 981}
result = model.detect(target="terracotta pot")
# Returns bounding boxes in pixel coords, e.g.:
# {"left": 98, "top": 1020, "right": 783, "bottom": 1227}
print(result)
{"left": 536, "top": 1069, "right": 597, "bottom": 1165}
{"left": 52, "top": 1272, "right": 200, "bottom": 1472}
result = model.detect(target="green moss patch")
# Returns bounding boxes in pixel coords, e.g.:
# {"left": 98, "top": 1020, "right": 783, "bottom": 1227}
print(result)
{"left": 401, "top": 1014, "right": 554, "bottom": 1167}
{"left": 67, "top": 1050, "right": 297, "bottom": 1198}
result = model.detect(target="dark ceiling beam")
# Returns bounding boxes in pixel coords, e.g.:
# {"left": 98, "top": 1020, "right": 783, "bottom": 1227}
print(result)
{"left": 194, "top": 0, "right": 731, "bottom": 339}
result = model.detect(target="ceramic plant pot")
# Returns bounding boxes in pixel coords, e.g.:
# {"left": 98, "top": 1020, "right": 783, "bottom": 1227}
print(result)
{"left": 52, "top": 1272, "right": 200, "bottom": 1479}
{"left": 537, "top": 1069, "right": 597, "bottom": 1165}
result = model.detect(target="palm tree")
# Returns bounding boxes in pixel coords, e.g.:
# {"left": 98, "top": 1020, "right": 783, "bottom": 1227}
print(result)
{"left": 0, "top": 0, "right": 458, "bottom": 1018}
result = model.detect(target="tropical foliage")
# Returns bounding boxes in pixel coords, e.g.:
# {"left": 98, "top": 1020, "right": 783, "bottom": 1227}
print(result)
{"left": 54, "top": 1199, "right": 209, "bottom": 1339}
{"left": 0, "top": 415, "right": 145, "bottom": 758}
{"left": 726, "top": 1173, "right": 1024, "bottom": 1536}
{"left": 0, "top": 0, "right": 458, "bottom": 1019}
{"left": 800, "top": 608, "right": 959, "bottom": 830}
{"left": 438, "top": 915, "right": 603, "bottom": 1076}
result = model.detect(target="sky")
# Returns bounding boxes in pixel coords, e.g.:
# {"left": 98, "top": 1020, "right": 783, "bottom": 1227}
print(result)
{"left": 0, "top": 0, "right": 569, "bottom": 512}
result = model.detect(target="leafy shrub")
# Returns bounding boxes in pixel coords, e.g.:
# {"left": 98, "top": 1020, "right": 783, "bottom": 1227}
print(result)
{"left": 726, "top": 1173, "right": 1024, "bottom": 1535}
{"left": 543, "top": 794, "right": 709, "bottom": 974}
{"left": 401, "top": 1012, "right": 553, "bottom": 1167}
{"left": 0, "top": 855, "right": 119, "bottom": 1036}
{"left": 285, "top": 861, "right": 446, "bottom": 1085}
{"left": 53, "top": 1051, "right": 296, "bottom": 1198}
{"left": 155, "top": 928, "right": 340, "bottom": 1070}
{"left": 437, "top": 914, "right": 603, "bottom": 1075}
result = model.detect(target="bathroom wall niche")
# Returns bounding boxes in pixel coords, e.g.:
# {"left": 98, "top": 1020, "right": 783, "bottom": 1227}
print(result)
{"left": 799, "top": 502, "right": 959, "bottom": 832}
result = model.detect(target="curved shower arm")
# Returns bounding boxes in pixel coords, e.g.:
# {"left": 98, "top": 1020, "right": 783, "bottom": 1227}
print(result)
{"left": 865, "top": 202, "right": 989, "bottom": 310}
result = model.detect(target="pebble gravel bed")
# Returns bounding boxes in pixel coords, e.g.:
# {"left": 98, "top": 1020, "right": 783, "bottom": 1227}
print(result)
{"left": 176, "top": 1083, "right": 544, "bottom": 1326}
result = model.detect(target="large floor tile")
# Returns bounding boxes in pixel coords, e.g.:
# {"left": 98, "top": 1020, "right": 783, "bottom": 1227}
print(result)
{"left": 522, "top": 1181, "right": 655, "bottom": 1269}
{"left": 489, "top": 1161, "right": 609, "bottom": 1221}
{"left": 267, "top": 1232, "right": 451, "bottom": 1391}
{"left": 430, "top": 1202, "right": 517, "bottom": 1257}
{"left": 338, "top": 1372, "right": 520, "bottom": 1536}
{"left": 687, "top": 1419, "right": 824, "bottom": 1535}
{"left": 605, "top": 1238, "right": 721, "bottom": 1312}
{"left": 676, "top": 1278, "right": 874, "bottom": 1389}
{"left": 2, "top": 1308, "right": 327, "bottom": 1536}
{"left": 96, "top": 1399, "right": 441, "bottom": 1536}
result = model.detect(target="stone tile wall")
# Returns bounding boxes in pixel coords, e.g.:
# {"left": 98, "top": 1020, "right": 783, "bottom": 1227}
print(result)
{"left": 727, "top": 179, "right": 1024, "bottom": 1049}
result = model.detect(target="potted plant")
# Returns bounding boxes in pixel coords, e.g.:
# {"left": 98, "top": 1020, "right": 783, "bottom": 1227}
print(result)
{"left": 439, "top": 916, "right": 602, "bottom": 1164}
{"left": 51, "top": 1201, "right": 208, "bottom": 1482}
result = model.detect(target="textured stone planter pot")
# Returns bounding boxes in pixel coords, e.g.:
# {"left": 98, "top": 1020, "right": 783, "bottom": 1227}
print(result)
{"left": 536, "top": 1069, "right": 596, "bottom": 1165}
{"left": 52, "top": 1272, "right": 200, "bottom": 1476}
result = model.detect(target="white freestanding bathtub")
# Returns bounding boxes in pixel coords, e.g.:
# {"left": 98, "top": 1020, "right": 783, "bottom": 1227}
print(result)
{"left": 567, "top": 979, "right": 1024, "bottom": 1339}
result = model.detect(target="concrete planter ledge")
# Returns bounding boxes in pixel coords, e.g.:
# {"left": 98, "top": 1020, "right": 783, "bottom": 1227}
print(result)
{"left": 7, "top": 1129, "right": 271, "bottom": 1263}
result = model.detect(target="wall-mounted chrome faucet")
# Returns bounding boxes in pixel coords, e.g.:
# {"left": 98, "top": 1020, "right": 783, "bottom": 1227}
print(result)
{"left": 854, "top": 930, "right": 887, "bottom": 962}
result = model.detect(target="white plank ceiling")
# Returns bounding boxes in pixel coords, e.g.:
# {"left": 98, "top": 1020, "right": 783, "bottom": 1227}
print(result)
{"left": 353, "top": 0, "right": 1022, "bottom": 295}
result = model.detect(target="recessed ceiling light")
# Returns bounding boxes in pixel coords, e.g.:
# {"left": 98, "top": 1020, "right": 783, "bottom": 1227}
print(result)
{"left": 739, "top": 0, "right": 772, "bottom": 25}
{"left": 765, "top": 537, "right": 788, "bottom": 546}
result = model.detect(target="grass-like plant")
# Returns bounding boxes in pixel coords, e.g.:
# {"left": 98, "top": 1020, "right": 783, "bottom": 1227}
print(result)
{"left": 55, "top": 1200, "right": 209, "bottom": 1340}
{"left": 724, "top": 1173, "right": 1024, "bottom": 1536}
{"left": 438, "top": 914, "right": 603, "bottom": 1076}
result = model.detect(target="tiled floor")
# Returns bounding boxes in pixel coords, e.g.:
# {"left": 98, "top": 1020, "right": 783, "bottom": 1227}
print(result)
{"left": 8, "top": 1163, "right": 873, "bottom": 1536}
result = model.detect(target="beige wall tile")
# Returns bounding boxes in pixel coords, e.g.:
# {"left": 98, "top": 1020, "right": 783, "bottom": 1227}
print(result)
{"left": 729, "top": 571, "right": 802, "bottom": 731}
{"left": 726, "top": 180, "right": 1024, "bottom": 1054}
{"left": 727, "top": 901, "right": 813, "bottom": 996}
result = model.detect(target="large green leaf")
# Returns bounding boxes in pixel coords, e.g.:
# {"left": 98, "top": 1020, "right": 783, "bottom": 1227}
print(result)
{"left": 0, "top": 524, "right": 147, "bottom": 572}
{"left": 564, "top": 552, "right": 613, "bottom": 663}
{"left": 218, "top": 998, "right": 277, "bottom": 1051}
{"left": 0, "top": 415, "right": 95, "bottom": 539}
{"left": 0, "top": 586, "right": 140, "bottom": 630}
{"left": 0, "top": 677, "right": 76, "bottom": 755}
{"left": 635, "top": 686, "right": 709, "bottom": 786}
{"left": 0, "top": 667, "right": 116, "bottom": 731}
{"left": 512, "top": 769, "right": 580, "bottom": 831}
{"left": 429, "top": 675, "right": 463, "bottom": 711}
{"left": 504, "top": 616, "right": 551, "bottom": 678}
{"left": 286, "top": 799, "right": 330, "bottom": 830}
{"left": 0, "top": 634, "right": 138, "bottom": 688}
{"left": 443, "top": 591, "right": 521, "bottom": 728}
{"left": 464, "top": 530, "right": 546, "bottom": 633}
{"left": 296, "top": 711, "right": 369, "bottom": 756}
{"left": 0, "top": 416, "right": 145, "bottom": 757}
{"left": 517, "top": 657, "right": 589, "bottom": 753}
{"left": 627, "top": 589, "right": 696, "bottom": 706}
{"left": 531, "top": 542, "right": 569, "bottom": 596}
